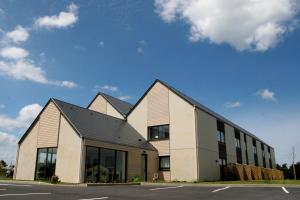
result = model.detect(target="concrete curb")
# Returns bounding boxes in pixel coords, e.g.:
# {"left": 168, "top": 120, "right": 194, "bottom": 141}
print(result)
{"left": 140, "top": 182, "right": 300, "bottom": 188}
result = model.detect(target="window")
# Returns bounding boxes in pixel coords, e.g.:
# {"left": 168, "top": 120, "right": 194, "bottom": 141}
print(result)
{"left": 148, "top": 125, "right": 169, "bottom": 140}
{"left": 235, "top": 130, "right": 241, "bottom": 148}
{"left": 85, "top": 146, "right": 127, "bottom": 183}
{"left": 253, "top": 139, "right": 258, "bottom": 166}
{"left": 35, "top": 147, "right": 57, "bottom": 180}
{"left": 159, "top": 156, "right": 170, "bottom": 171}
{"left": 244, "top": 134, "right": 249, "bottom": 164}
{"left": 219, "top": 158, "right": 227, "bottom": 166}
{"left": 217, "top": 121, "right": 225, "bottom": 143}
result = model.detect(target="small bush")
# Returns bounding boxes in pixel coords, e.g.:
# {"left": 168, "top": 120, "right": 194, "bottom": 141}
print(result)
{"left": 132, "top": 176, "right": 141, "bottom": 183}
{"left": 50, "top": 175, "right": 60, "bottom": 184}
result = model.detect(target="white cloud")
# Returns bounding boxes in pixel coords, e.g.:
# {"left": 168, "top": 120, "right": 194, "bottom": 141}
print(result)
{"left": 6, "top": 25, "right": 29, "bottom": 43}
{"left": 154, "top": 0, "right": 300, "bottom": 51}
{"left": 225, "top": 101, "right": 241, "bottom": 108}
{"left": 256, "top": 89, "right": 277, "bottom": 102}
{"left": 137, "top": 47, "right": 143, "bottom": 53}
{"left": 99, "top": 41, "right": 104, "bottom": 46}
{"left": 0, "top": 47, "right": 29, "bottom": 60}
{"left": 0, "top": 104, "right": 5, "bottom": 109}
{"left": 0, "top": 59, "right": 78, "bottom": 88}
{"left": 0, "top": 104, "right": 42, "bottom": 131}
{"left": 0, "top": 59, "right": 49, "bottom": 84}
{"left": 35, "top": 2, "right": 79, "bottom": 29}
{"left": 138, "top": 40, "right": 146, "bottom": 45}
{"left": 0, "top": 132, "right": 17, "bottom": 164}
{"left": 59, "top": 80, "right": 78, "bottom": 88}
{"left": 98, "top": 84, "right": 119, "bottom": 92}
{"left": 0, "top": 132, "right": 16, "bottom": 145}
{"left": 118, "top": 96, "right": 132, "bottom": 101}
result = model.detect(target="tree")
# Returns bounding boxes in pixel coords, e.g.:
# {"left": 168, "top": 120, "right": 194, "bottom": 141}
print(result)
{"left": 0, "top": 160, "right": 7, "bottom": 168}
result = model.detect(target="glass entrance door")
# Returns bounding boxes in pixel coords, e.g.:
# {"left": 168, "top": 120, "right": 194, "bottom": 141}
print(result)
{"left": 35, "top": 147, "right": 57, "bottom": 180}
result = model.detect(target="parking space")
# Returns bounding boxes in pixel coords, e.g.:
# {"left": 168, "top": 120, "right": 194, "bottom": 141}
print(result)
{"left": 0, "top": 182, "right": 299, "bottom": 200}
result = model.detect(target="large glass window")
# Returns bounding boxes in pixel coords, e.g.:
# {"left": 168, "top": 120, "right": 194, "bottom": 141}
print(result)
{"left": 35, "top": 148, "right": 56, "bottom": 180}
{"left": 148, "top": 125, "right": 169, "bottom": 140}
{"left": 217, "top": 121, "right": 225, "bottom": 143}
{"left": 159, "top": 156, "right": 170, "bottom": 171}
{"left": 85, "top": 147, "right": 99, "bottom": 183}
{"left": 85, "top": 146, "right": 127, "bottom": 183}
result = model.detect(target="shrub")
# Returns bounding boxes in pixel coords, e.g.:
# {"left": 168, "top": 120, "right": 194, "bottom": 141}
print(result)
{"left": 50, "top": 175, "right": 60, "bottom": 184}
{"left": 132, "top": 176, "right": 141, "bottom": 183}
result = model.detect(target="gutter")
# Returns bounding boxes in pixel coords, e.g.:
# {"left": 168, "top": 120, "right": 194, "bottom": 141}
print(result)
{"left": 194, "top": 105, "right": 200, "bottom": 181}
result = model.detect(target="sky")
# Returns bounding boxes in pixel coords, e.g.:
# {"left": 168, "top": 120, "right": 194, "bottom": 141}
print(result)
{"left": 0, "top": 0, "right": 299, "bottom": 165}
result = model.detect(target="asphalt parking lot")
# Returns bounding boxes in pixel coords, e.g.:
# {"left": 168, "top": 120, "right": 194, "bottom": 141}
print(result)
{"left": 0, "top": 182, "right": 299, "bottom": 200}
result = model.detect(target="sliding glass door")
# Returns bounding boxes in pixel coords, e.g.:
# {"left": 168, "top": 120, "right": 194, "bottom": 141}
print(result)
{"left": 85, "top": 146, "right": 127, "bottom": 183}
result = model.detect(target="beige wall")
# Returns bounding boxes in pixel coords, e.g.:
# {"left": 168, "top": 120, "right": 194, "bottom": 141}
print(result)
{"left": 270, "top": 148, "right": 276, "bottom": 169}
{"left": 264, "top": 144, "right": 270, "bottom": 168}
{"left": 84, "top": 139, "right": 158, "bottom": 182}
{"left": 225, "top": 124, "right": 237, "bottom": 164}
{"left": 196, "top": 109, "right": 220, "bottom": 181}
{"left": 169, "top": 90, "right": 197, "bottom": 181}
{"left": 15, "top": 122, "right": 39, "bottom": 180}
{"left": 246, "top": 135, "right": 255, "bottom": 165}
{"left": 88, "top": 95, "right": 107, "bottom": 114}
{"left": 150, "top": 140, "right": 170, "bottom": 156}
{"left": 88, "top": 95, "right": 124, "bottom": 119}
{"left": 55, "top": 116, "right": 83, "bottom": 183}
{"left": 147, "top": 82, "right": 170, "bottom": 126}
{"left": 256, "top": 140, "right": 263, "bottom": 167}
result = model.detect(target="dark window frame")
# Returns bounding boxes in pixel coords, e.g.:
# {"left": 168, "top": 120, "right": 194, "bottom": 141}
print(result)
{"left": 35, "top": 147, "right": 57, "bottom": 180}
{"left": 85, "top": 145, "right": 127, "bottom": 183}
{"left": 148, "top": 124, "right": 170, "bottom": 141}
{"left": 159, "top": 156, "right": 170, "bottom": 171}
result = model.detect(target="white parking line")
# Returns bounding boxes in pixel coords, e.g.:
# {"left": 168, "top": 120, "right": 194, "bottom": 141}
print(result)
{"left": 0, "top": 189, "right": 7, "bottom": 191}
{"left": 0, "top": 183, "right": 32, "bottom": 187}
{"left": 149, "top": 185, "right": 184, "bottom": 191}
{"left": 212, "top": 186, "right": 231, "bottom": 193}
{"left": 0, "top": 192, "right": 51, "bottom": 197}
{"left": 281, "top": 187, "right": 289, "bottom": 194}
{"left": 78, "top": 197, "right": 109, "bottom": 200}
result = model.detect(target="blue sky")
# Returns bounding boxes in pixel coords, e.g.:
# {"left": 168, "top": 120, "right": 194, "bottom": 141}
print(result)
{"left": 0, "top": 0, "right": 299, "bottom": 165}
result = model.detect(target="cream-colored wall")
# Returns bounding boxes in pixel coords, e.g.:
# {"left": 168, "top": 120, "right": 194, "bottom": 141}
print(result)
{"left": 37, "top": 102, "right": 60, "bottom": 148}
{"left": 88, "top": 95, "right": 107, "bottom": 114}
{"left": 150, "top": 140, "right": 170, "bottom": 156}
{"left": 88, "top": 95, "right": 124, "bottom": 119}
{"left": 127, "top": 96, "right": 148, "bottom": 140}
{"left": 84, "top": 139, "right": 158, "bottom": 182}
{"left": 147, "top": 82, "right": 170, "bottom": 126}
{"left": 196, "top": 109, "right": 220, "bottom": 181}
{"left": 15, "top": 122, "right": 39, "bottom": 180}
{"left": 225, "top": 124, "right": 237, "bottom": 164}
{"left": 169, "top": 90, "right": 197, "bottom": 181}
{"left": 55, "top": 116, "right": 82, "bottom": 183}
{"left": 106, "top": 102, "right": 124, "bottom": 119}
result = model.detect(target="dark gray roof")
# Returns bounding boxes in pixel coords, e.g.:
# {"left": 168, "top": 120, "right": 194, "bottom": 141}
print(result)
{"left": 89, "top": 93, "right": 133, "bottom": 117}
{"left": 52, "top": 98, "right": 154, "bottom": 150}
{"left": 157, "top": 80, "right": 270, "bottom": 146}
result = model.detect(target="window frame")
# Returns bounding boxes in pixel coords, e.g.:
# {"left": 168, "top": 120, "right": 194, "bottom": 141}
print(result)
{"left": 35, "top": 147, "right": 57, "bottom": 180}
{"left": 148, "top": 124, "right": 170, "bottom": 141}
{"left": 159, "top": 156, "right": 170, "bottom": 171}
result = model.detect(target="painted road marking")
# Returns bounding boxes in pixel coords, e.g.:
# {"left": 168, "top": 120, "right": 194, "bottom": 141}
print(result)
{"left": 149, "top": 185, "right": 184, "bottom": 191}
{"left": 281, "top": 187, "right": 289, "bottom": 194}
{"left": 79, "top": 197, "right": 109, "bottom": 200}
{"left": 0, "top": 183, "right": 32, "bottom": 187}
{"left": 0, "top": 189, "right": 7, "bottom": 191}
{"left": 212, "top": 186, "right": 231, "bottom": 193}
{"left": 0, "top": 192, "right": 51, "bottom": 197}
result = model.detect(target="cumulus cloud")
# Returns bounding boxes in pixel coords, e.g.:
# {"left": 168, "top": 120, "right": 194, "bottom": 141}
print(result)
{"left": 256, "top": 89, "right": 277, "bottom": 102}
{"left": 0, "top": 47, "right": 29, "bottom": 60}
{"left": 0, "top": 59, "right": 78, "bottom": 88}
{"left": 225, "top": 101, "right": 241, "bottom": 108}
{"left": 59, "top": 80, "right": 78, "bottom": 88}
{"left": 0, "top": 132, "right": 16, "bottom": 145}
{"left": 0, "top": 104, "right": 42, "bottom": 131}
{"left": 118, "top": 96, "right": 132, "bottom": 101}
{"left": 0, "top": 104, "right": 5, "bottom": 109}
{"left": 6, "top": 25, "right": 29, "bottom": 43}
{"left": 35, "top": 2, "right": 79, "bottom": 29}
{"left": 97, "top": 84, "right": 119, "bottom": 92}
{"left": 137, "top": 47, "right": 143, "bottom": 53}
{"left": 154, "top": 0, "right": 300, "bottom": 51}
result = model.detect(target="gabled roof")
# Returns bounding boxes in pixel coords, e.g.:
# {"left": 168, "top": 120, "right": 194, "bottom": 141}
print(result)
{"left": 88, "top": 92, "right": 133, "bottom": 117}
{"left": 127, "top": 79, "right": 272, "bottom": 147}
{"left": 19, "top": 98, "right": 154, "bottom": 150}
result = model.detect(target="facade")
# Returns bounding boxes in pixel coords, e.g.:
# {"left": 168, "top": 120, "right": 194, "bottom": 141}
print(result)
{"left": 14, "top": 80, "right": 276, "bottom": 183}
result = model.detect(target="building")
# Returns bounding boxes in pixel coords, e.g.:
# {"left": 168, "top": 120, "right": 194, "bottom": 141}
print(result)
{"left": 14, "top": 79, "right": 276, "bottom": 183}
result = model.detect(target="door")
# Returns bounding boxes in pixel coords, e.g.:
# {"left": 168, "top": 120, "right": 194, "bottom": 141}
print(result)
{"left": 141, "top": 154, "right": 148, "bottom": 181}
